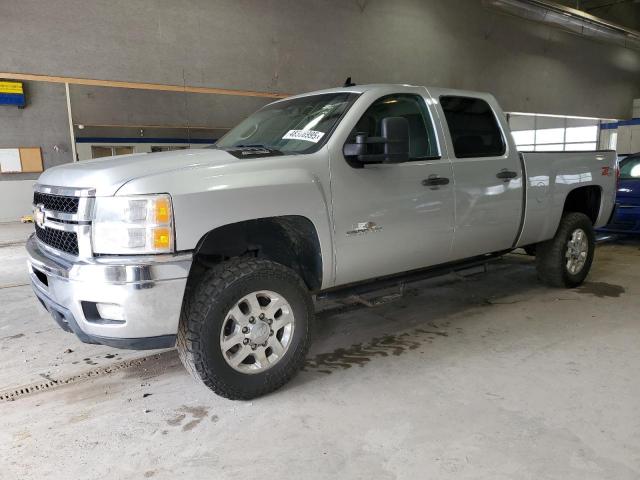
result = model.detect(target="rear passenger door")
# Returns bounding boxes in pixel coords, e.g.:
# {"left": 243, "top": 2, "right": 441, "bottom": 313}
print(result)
{"left": 438, "top": 96, "right": 523, "bottom": 260}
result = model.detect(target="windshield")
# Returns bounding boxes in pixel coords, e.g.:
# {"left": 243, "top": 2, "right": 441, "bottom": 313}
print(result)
{"left": 216, "top": 92, "right": 359, "bottom": 154}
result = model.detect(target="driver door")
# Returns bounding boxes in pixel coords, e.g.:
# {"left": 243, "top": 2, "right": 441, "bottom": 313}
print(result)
{"left": 328, "top": 92, "right": 455, "bottom": 286}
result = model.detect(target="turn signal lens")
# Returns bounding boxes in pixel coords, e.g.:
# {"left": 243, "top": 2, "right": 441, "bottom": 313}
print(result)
{"left": 155, "top": 197, "right": 171, "bottom": 224}
{"left": 153, "top": 227, "right": 171, "bottom": 250}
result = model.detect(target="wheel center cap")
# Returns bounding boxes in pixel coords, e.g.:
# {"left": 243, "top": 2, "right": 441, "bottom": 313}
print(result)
{"left": 248, "top": 321, "right": 270, "bottom": 344}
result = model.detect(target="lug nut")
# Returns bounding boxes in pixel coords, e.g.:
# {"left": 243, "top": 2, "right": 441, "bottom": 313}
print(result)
{"left": 243, "top": 339, "right": 249, "bottom": 345}
{"left": 267, "top": 319, "right": 273, "bottom": 325}
{"left": 263, "top": 342, "right": 268, "bottom": 347}
{"left": 242, "top": 327, "right": 249, "bottom": 334}
{"left": 251, "top": 344, "right": 257, "bottom": 350}
{"left": 259, "top": 313, "right": 265, "bottom": 320}
{"left": 249, "top": 317, "right": 255, "bottom": 324}
{"left": 269, "top": 330, "right": 274, "bottom": 336}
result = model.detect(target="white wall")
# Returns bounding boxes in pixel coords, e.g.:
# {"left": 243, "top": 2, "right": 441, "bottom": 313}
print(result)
{"left": 75, "top": 143, "right": 212, "bottom": 161}
{"left": 508, "top": 113, "right": 603, "bottom": 152}
{"left": 617, "top": 126, "right": 640, "bottom": 155}
{"left": 599, "top": 128, "right": 616, "bottom": 151}
{"left": 0, "top": 180, "right": 36, "bottom": 222}
{"left": 602, "top": 124, "right": 640, "bottom": 155}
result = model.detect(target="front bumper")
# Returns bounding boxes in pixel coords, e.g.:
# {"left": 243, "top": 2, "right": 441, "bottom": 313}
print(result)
{"left": 26, "top": 235, "right": 193, "bottom": 350}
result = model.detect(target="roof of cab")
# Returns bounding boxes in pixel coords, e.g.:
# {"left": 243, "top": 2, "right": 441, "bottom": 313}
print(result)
{"left": 271, "top": 83, "right": 497, "bottom": 104}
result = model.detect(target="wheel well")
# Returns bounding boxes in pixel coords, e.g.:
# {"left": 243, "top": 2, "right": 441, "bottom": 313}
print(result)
{"left": 192, "top": 216, "right": 322, "bottom": 291}
{"left": 563, "top": 186, "right": 601, "bottom": 224}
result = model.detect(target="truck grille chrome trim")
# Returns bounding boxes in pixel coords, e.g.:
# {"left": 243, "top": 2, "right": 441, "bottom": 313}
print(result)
{"left": 33, "top": 191, "right": 80, "bottom": 214}
{"left": 35, "top": 225, "right": 79, "bottom": 256}
{"left": 33, "top": 184, "right": 95, "bottom": 258}
{"left": 33, "top": 184, "right": 96, "bottom": 198}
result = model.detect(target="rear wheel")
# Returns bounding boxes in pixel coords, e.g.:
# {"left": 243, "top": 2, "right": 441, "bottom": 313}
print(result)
{"left": 536, "top": 212, "right": 595, "bottom": 288}
{"left": 177, "top": 258, "right": 313, "bottom": 400}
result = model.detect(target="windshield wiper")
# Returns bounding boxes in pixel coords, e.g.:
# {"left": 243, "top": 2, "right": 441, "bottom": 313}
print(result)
{"left": 235, "top": 144, "right": 276, "bottom": 149}
{"left": 226, "top": 144, "right": 284, "bottom": 157}
{"left": 234, "top": 144, "right": 283, "bottom": 154}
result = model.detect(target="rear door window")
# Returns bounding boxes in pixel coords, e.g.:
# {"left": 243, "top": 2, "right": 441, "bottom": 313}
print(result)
{"left": 440, "top": 96, "right": 506, "bottom": 158}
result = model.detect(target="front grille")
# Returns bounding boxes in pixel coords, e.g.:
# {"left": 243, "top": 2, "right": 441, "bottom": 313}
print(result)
{"left": 35, "top": 225, "right": 79, "bottom": 256}
{"left": 33, "top": 192, "right": 79, "bottom": 214}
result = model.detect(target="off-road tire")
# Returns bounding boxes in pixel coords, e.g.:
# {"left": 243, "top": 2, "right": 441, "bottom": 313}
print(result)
{"left": 177, "top": 258, "right": 314, "bottom": 400}
{"left": 535, "top": 212, "right": 595, "bottom": 288}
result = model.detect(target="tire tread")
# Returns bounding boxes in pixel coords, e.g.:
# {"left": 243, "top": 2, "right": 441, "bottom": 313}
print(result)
{"left": 176, "top": 258, "right": 313, "bottom": 400}
{"left": 535, "top": 212, "right": 594, "bottom": 288}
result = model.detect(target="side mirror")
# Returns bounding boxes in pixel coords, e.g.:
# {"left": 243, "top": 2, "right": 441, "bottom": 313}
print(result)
{"left": 343, "top": 116, "right": 410, "bottom": 166}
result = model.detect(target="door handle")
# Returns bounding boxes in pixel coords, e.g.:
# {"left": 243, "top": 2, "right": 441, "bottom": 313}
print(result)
{"left": 496, "top": 169, "right": 518, "bottom": 181}
{"left": 422, "top": 176, "right": 450, "bottom": 187}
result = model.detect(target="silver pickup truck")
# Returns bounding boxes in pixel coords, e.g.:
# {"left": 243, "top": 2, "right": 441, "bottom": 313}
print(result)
{"left": 26, "top": 84, "right": 617, "bottom": 399}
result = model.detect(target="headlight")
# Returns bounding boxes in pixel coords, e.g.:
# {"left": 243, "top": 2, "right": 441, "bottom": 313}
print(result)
{"left": 92, "top": 194, "right": 174, "bottom": 254}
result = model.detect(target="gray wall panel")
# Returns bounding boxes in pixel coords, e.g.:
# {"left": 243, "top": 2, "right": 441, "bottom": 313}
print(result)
{"left": 0, "top": 0, "right": 638, "bottom": 118}
{"left": 0, "top": 82, "right": 71, "bottom": 181}
{"left": 69, "top": 85, "right": 271, "bottom": 129}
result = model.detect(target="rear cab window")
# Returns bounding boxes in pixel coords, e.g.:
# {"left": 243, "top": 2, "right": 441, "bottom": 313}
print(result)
{"left": 440, "top": 96, "right": 506, "bottom": 158}
{"left": 346, "top": 93, "right": 440, "bottom": 162}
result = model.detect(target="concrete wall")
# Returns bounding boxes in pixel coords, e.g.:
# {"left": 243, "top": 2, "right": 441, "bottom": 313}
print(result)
{"left": 0, "top": 179, "right": 37, "bottom": 222}
{"left": 1, "top": 0, "right": 639, "bottom": 118}
{"left": 0, "top": 82, "right": 71, "bottom": 221}
{"left": 0, "top": 82, "right": 72, "bottom": 181}
{"left": 69, "top": 85, "right": 271, "bottom": 146}
{"left": 69, "top": 85, "right": 270, "bottom": 131}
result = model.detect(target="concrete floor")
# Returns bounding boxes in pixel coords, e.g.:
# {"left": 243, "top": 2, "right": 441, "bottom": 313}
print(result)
{"left": 1, "top": 223, "right": 639, "bottom": 479}
{"left": 0, "top": 221, "right": 33, "bottom": 246}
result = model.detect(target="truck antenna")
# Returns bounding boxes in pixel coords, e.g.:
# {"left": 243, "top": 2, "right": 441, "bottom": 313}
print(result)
{"left": 344, "top": 77, "right": 356, "bottom": 87}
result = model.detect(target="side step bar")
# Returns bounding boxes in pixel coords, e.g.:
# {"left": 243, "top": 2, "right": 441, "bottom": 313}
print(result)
{"left": 317, "top": 250, "right": 512, "bottom": 301}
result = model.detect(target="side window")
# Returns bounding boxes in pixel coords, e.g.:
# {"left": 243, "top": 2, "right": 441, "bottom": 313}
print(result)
{"left": 440, "top": 96, "right": 506, "bottom": 158}
{"left": 347, "top": 94, "right": 439, "bottom": 161}
{"left": 620, "top": 156, "right": 640, "bottom": 180}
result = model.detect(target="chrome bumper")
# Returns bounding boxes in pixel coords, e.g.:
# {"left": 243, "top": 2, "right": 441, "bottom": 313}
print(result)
{"left": 26, "top": 235, "right": 193, "bottom": 350}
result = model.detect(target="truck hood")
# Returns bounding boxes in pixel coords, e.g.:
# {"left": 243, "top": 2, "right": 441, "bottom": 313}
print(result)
{"left": 37, "top": 148, "right": 240, "bottom": 196}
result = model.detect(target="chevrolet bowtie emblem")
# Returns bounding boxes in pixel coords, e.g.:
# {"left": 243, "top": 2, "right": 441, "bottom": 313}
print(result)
{"left": 34, "top": 204, "right": 46, "bottom": 229}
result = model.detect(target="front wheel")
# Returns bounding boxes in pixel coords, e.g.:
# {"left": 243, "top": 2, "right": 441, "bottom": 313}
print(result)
{"left": 177, "top": 258, "right": 314, "bottom": 400}
{"left": 536, "top": 212, "right": 595, "bottom": 288}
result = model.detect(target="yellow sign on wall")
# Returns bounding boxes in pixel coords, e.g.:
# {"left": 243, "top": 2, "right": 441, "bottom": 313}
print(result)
{"left": 0, "top": 81, "right": 24, "bottom": 94}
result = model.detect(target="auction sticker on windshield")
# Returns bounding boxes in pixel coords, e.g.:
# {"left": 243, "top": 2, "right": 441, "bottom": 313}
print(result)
{"left": 283, "top": 130, "right": 325, "bottom": 143}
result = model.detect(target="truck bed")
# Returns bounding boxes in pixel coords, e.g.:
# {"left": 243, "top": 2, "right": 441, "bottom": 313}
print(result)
{"left": 517, "top": 150, "right": 617, "bottom": 248}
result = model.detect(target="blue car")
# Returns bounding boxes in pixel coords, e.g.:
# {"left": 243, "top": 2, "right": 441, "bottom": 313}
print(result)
{"left": 600, "top": 153, "right": 640, "bottom": 233}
